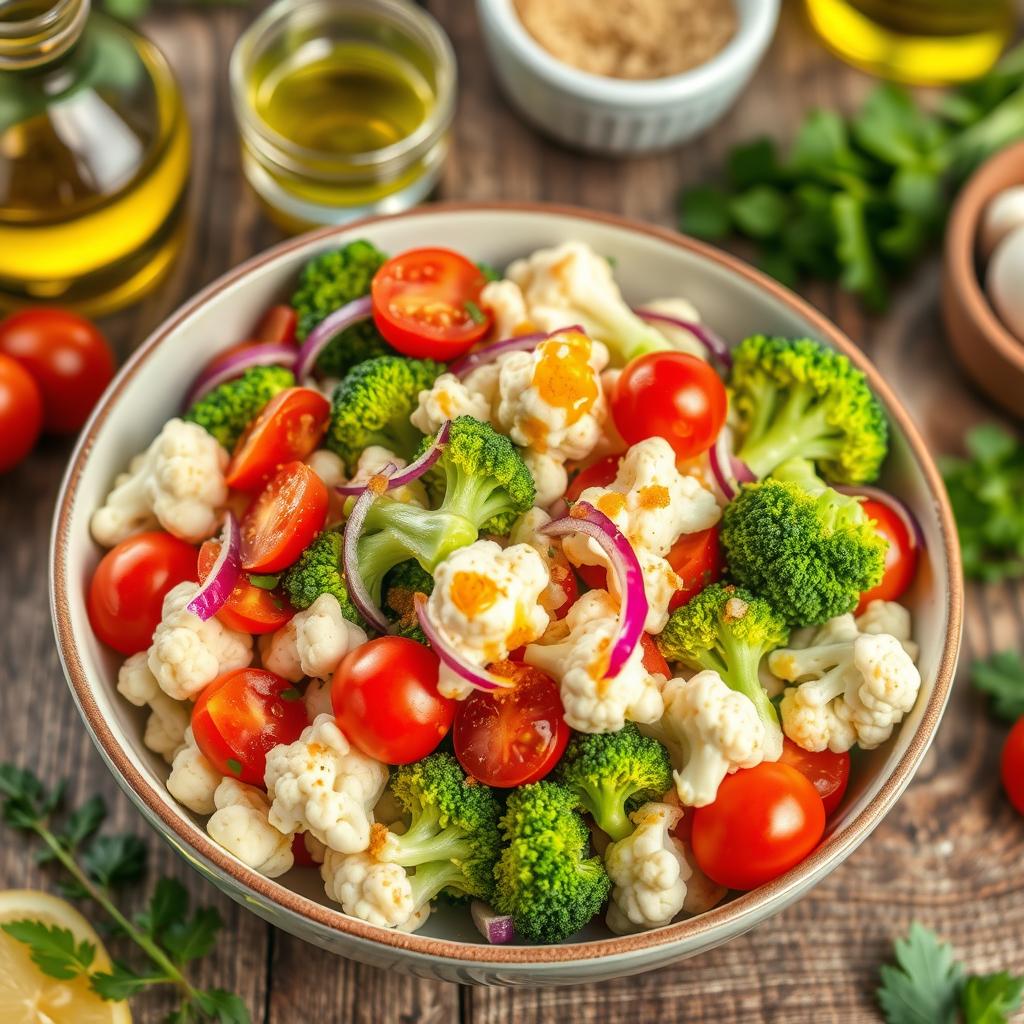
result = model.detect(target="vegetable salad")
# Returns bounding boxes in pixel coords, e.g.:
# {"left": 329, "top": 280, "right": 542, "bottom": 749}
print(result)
{"left": 87, "top": 239, "right": 923, "bottom": 944}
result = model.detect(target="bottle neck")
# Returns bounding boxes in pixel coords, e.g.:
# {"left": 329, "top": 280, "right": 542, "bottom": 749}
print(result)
{"left": 0, "top": 0, "right": 90, "bottom": 70}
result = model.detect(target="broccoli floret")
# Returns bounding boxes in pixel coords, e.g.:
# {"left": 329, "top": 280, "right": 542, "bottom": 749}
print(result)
{"left": 279, "top": 529, "right": 365, "bottom": 626}
{"left": 493, "top": 782, "right": 611, "bottom": 944}
{"left": 354, "top": 416, "right": 536, "bottom": 602}
{"left": 555, "top": 724, "right": 673, "bottom": 842}
{"left": 388, "top": 752, "right": 502, "bottom": 904}
{"left": 658, "top": 582, "right": 789, "bottom": 748}
{"left": 382, "top": 560, "right": 434, "bottom": 644}
{"left": 183, "top": 365, "right": 294, "bottom": 450}
{"left": 720, "top": 458, "right": 887, "bottom": 626}
{"left": 729, "top": 334, "right": 888, "bottom": 484}
{"left": 326, "top": 355, "right": 442, "bottom": 470}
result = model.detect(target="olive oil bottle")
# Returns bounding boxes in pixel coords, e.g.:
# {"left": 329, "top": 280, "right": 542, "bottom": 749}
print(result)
{"left": 0, "top": 0, "right": 190, "bottom": 314}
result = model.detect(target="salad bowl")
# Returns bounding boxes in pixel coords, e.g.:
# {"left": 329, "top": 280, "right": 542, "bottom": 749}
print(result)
{"left": 50, "top": 203, "right": 961, "bottom": 986}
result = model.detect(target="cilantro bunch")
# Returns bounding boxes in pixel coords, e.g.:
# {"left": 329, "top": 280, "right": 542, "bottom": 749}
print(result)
{"left": 679, "top": 44, "right": 1024, "bottom": 310}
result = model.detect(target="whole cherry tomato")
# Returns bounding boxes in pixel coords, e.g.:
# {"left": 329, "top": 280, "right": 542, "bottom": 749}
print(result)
{"left": 856, "top": 497, "right": 919, "bottom": 612}
{"left": 0, "top": 354, "right": 43, "bottom": 472}
{"left": 778, "top": 739, "right": 851, "bottom": 816}
{"left": 1002, "top": 718, "right": 1024, "bottom": 817}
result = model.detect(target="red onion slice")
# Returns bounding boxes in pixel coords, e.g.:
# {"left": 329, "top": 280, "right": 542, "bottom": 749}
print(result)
{"left": 633, "top": 308, "right": 732, "bottom": 368}
{"left": 541, "top": 502, "right": 648, "bottom": 679}
{"left": 187, "top": 513, "right": 241, "bottom": 621}
{"left": 414, "top": 594, "right": 513, "bottom": 693}
{"left": 448, "top": 324, "right": 585, "bottom": 379}
{"left": 184, "top": 345, "right": 297, "bottom": 408}
{"left": 709, "top": 431, "right": 756, "bottom": 502}
{"left": 335, "top": 420, "right": 451, "bottom": 497}
{"left": 835, "top": 484, "right": 925, "bottom": 550}
{"left": 294, "top": 295, "right": 374, "bottom": 381}
{"left": 471, "top": 901, "right": 515, "bottom": 944}
{"left": 341, "top": 463, "right": 396, "bottom": 633}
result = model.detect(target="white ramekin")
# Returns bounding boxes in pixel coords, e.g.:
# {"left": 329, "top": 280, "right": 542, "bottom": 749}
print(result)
{"left": 475, "top": 0, "right": 780, "bottom": 154}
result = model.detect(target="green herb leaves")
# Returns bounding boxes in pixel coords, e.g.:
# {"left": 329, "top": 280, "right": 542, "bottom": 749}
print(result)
{"left": 1, "top": 920, "right": 97, "bottom": 980}
{"left": 973, "top": 651, "right": 1024, "bottom": 722}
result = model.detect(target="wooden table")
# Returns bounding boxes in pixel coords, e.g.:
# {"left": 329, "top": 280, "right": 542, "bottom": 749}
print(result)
{"left": 2, "top": 3, "right": 1022, "bottom": 1021}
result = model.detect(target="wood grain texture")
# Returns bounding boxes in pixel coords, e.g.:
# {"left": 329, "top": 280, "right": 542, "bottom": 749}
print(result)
{"left": 0, "top": 2, "right": 1020, "bottom": 1022}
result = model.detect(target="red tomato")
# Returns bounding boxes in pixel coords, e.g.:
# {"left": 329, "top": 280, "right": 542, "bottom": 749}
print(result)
{"left": 667, "top": 526, "right": 724, "bottom": 611}
{"left": 549, "top": 562, "right": 579, "bottom": 620}
{"left": 453, "top": 662, "right": 569, "bottom": 787}
{"left": 565, "top": 455, "right": 621, "bottom": 502}
{"left": 779, "top": 739, "right": 851, "bottom": 816}
{"left": 192, "top": 668, "right": 308, "bottom": 785}
{"left": 0, "top": 308, "right": 115, "bottom": 434}
{"left": 226, "top": 388, "right": 330, "bottom": 491}
{"left": 198, "top": 540, "right": 294, "bottom": 635}
{"left": 856, "top": 498, "right": 919, "bottom": 612}
{"left": 691, "top": 762, "right": 826, "bottom": 890}
{"left": 371, "top": 248, "right": 492, "bottom": 359}
{"left": 611, "top": 352, "right": 727, "bottom": 460}
{"left": 0, "top": 354, "right": 43, "bottom": 472}
{"left": 240, "top": 462, "right": 328, "bottom": 573}
{"left": 87, "top": 532, "right": 197, "bottom": 655}
{"left": 291, "top": 834, "right": 318, "bottom": 868}
{"left": 254, "top": 305, "right": 298, "bottom": 346}
{"left": 332, "top": 637, "right": 455, "bottom": 764}
{"left": 640, "top": 633, "right": 671, "bottom": 678}
{"left": 1002, "top": 718, "right": 1024, "bottom": 816}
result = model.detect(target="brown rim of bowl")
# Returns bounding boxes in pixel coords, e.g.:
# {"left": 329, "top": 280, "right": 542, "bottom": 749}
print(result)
{"left": 51, "top": 201, "right": 963, "bottom": 966}
{"left": 946, "top": 139, "right": 1024, "bottom": 371}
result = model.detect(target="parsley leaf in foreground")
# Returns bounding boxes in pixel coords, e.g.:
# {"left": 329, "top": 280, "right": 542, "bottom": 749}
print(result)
{"left": 962, "top": 973, "right": 1024, "bottom": 1024}
{"left": 877, "top": 923, "right": 964, "bottom": 1024}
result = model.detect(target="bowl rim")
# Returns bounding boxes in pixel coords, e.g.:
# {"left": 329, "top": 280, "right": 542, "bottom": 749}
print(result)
{"left": 944, "top": 138, "right": 1024, "bottom": 372}
{"left": 51, "top": 201, "right": 962, "bottom": 966}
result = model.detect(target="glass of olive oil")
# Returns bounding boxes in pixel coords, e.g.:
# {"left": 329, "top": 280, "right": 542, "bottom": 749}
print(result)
{"left": 230, "top": 0, "right": 455, "bottom": 231}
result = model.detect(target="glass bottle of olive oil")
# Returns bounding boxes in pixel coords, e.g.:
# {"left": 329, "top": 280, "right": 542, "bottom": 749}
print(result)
{"left": 0, "top": 0, "right": 190, "bottom": 314}
{"left": 805, "top": 0, "right": 1014, "bottom": 85}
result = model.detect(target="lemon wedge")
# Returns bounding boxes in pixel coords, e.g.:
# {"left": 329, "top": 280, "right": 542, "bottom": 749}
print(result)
{"left": 0, "top": 890, "right": 132, "bottom": 1024}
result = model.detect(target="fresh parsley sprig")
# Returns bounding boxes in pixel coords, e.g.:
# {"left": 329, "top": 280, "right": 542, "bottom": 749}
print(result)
{"left": 0, "top": 762, "right": 249, "bottom": 1024}
{"left": 973, "top": 650, "right": 1024, "bottom": 722}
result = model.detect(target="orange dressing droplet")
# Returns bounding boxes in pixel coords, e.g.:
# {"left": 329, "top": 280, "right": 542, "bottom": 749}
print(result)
{"left": 450, "top": 570, "right": 503, "bottom": 618}
{"left": 531, "top": 332, "right": 598, "bottom": 426}
{"left": 637, "top": 485, "right": 670, "bottom": 510}
{"left": 596, "top": 492, "right": 627, "bottom": 518}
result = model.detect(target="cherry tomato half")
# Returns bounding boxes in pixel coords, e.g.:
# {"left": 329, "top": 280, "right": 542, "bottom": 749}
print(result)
{"left": 1002, "top": 718, "right": 1024, "bottom": 817}
{"left": 611, "top": 352, "right": 727, "bottom": 460}
{"left": 87, "top": 532, "right": 198, "bottom": 655}
{"left": 565, "top": 455, "right": 622, "bottom": 503}
{"left": 691, "top": 762, "right": 825, "bottom": 891}
{"left": 779, "top": 739, "right": 851, "bottom": 816}
{"left": 192, "top": 668, "right": 308, "bottom": 785}
{"left": 856, "top": 498, "right": 919, "bottom": 613}
{"left": 667, "top": 526, "right": 724, "bottom": 611}
{"left": 240, "top": 461, "right": 328, "bottom": 573}
{"left": 0, "top": 308, "right": 115, "bottom": 434}
{"left": 199, "top": 541, "right": 294, "bottom": 635}
{"left": 0, "top": 354, "right": 43, "bottom": 473}
{"left": 332, "top": 637, "right": 455, "bottom": 764}
{"left": 254, "top": 305, "right": 298, "bottom": 346}
{"left": 453, "top": 662, "right": 569, "bottom": 787}
{"left": 640, "top": 633, "right": 671, "bottom": 678}
{"left": 371, "top": 248, "right": 492, "bottom": 359}
{"left": 226, "top": 387, "right": 330, "bottom": 492}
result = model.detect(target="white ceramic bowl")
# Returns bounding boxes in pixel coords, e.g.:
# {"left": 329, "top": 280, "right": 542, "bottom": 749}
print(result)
{"left": 51, "top": 204, "right": 961, "bottom": 986}
{"left": 475, "top": 0, "right": 779, "bottom": 154}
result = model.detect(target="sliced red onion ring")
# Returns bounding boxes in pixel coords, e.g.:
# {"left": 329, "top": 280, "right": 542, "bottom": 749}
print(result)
{"left": 184, "top": 345, "right": 297, "bottom": 408}
{"left": 335, "top": 420, "right": 451, "bottom": 497}
{"left": 341, "top": 463, "right": 396, "bottom": 633}
{"left": 448, "top": 324, "right": 585, "bottom": 379}
{"left": 414, "top": 594, "right": 513, "bottom": 693}
{"left": 835, "top": 484, "right": 924, "bottom": 550}
{"left": 541, "top": 502, "right": 647, "bottom": 679}
{"left": 294, "top": 295, "right": 373, "bottom": 381}
{"left": 187, "top": 513, "right": 241, "bottom": 621}
{"left": 633, "top": 308, "right": 732, "bottom": 368}
{"left": 471, "top": 901, "right": 515, "bottom": 944}
{"left": 709, "top": 431, "right": 756, "bottom": 502}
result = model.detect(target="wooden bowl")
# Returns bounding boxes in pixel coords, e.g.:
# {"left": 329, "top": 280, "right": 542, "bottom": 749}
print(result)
{"left": 943, "top": 140, "right": 1024, "bottom": 416}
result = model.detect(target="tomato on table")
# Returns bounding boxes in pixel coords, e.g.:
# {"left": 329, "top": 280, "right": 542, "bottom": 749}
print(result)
{"left": 1002, "top": 718, "right": 1024, "bottom": 816}
{"left": 779, "top": 739, "right": 851, "bottom": 816}
{"left": 640, "top": 633, "right": 671, "bottom": 678}
{"left": 453, "top": 662, "right": 569, "bottom": 787}
{"left": 691, "top": 761, "right": 826, "bottom": 891}
{"left": 856, "top": 498, "right": 919, "bottom": 612}
{"left": 0, "top": 308, "right": 115, "bottom": 434}
{"left": 667, "top": 526, "right": 724, "bottom": 611}
{"left": 332, "top": 636, "right": 454, "bottom": 764}
{"left": 192, "top": 668, "right": 308, "bottom": 785}
{"left": 87, "top": 531, "right": 198, "bottom": 655}
{"left": 198, "top": 540, "right": 293, "bottom": 635}
{"left": 240, "top": 461, "right": 328, "bottom": 573}
{"left": 0, "top": 354, "right": 43, "bottom": 473}
{"left": 226, "top": 387, "right": 330, "bottom": 491}
{"left": 610, "top": 351, "right": 727, "bottom": 460}
{"left": 371, "top": 248, "right": 493, "bottom": 359}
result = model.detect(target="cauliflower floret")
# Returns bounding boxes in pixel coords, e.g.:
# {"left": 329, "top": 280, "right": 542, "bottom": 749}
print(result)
{"left": 563, "top": 437, "right": 721, "bottom": 632}
{"left": 521, "top": 450, "right": 568, "bottom": 509}
{"left": 303, "top": 677, "right": 334, "bottom": 722}
{"left": 349, "top": 445, "right": 427, "bottom": 508}
{"left": 480, "top": 278, "right": 534, "bottom": 339}
{"left": 524, "top": 589, "right": 663, "bottom": 733}
{"left": 605, "top": 802, "right": 691, "bottom": 934}
{"left": 321, "top": 848, "right": 427, "bottom": 930}
{"left": 260, "top": 594, "right": 368, "bottom": 684}
{"left": 166, "top": 728, "right": 222, "bottom": 816}
{"left": 116, "top": 652, "right": 189, "bottom": 763}
{"left": 207, "top": 779, "right": 294, "bottom": 878}
{"left": 509, "top": 507, "right": 574, "bottom": 615}
{"left": 305, "top": 449, "right": 346, "bottom": 489}
{"left": 410, "top": 372, "right": 493, "bottom": 435}
{"left": 425, "top": 540, "right": 551, "bottom": 700}
{"left": 91, "top": 418, "right": 228, "bottom": 546}
{"left": 856, "top": 599, "right": 919, "bottom": 661}
{"left": 148, "top": 582, "right": 252, "bottom": 700}
{"left": 637, "top": 298, "right": 710, "bottom": 361}
{"left": 264, "top": 714, "right": 388, "bottom": 854}
{"left": 772, "top": 621, "right": 922, "bottom": 754}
